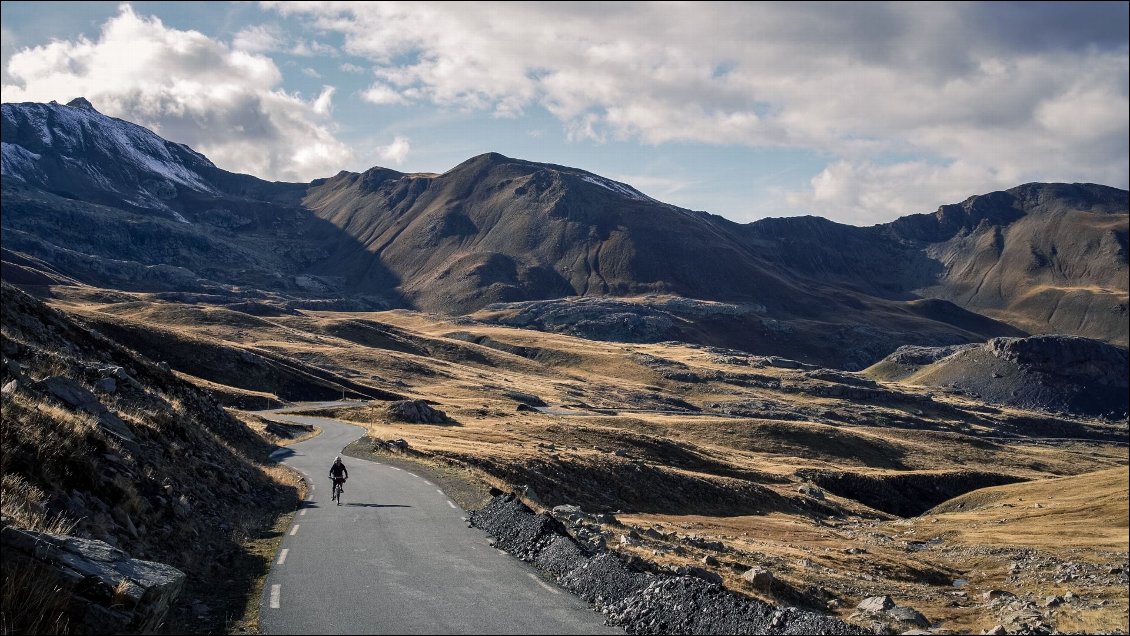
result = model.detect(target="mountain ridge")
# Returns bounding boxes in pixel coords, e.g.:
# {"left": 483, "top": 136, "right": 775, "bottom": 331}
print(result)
{"left": 2, "top": 98, "right": 1126, "bottom": 367}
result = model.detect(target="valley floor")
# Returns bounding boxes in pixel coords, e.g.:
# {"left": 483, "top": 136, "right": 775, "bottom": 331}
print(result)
{"left": 13, "top": 285, "right": 1130, "bottom": 634}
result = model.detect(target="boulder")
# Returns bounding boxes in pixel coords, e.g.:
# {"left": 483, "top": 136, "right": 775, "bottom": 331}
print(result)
{"left": 35, "top": 375, "right": 101, "bottom": 411}
{"left": 857, "top": 595, "right": 896, "bottom": 613}
{"left": 386, "top": 399, "right": 449, "bottom": 424}
{"left": 1, "top": 521, "right": 185, "bottom": 633}
{"left": 93, "top": 377, "right": 117, "bottom": 394}
{"left": 551, "top": 504, "right": 586, "bottom": 523}
{"left": 741, "top": 567, "right": 774, "bottom": 590}
{"left": 886, "top": 606, "right": 929, "bottom": 627}
{"left": 33, "top": 375, "right": 136, "bottom": 443}
{"left": 798, "top": 483, "right": 825, "bottom": 500}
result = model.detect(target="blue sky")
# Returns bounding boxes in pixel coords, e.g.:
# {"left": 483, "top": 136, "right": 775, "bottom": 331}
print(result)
{"left": 2, "top": 2, "right": 1127, "bottom": 225}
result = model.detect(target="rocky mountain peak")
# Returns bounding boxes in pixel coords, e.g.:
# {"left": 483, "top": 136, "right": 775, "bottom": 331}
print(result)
{"left": 65, "top": 96, "right": 97, "bottom": 111}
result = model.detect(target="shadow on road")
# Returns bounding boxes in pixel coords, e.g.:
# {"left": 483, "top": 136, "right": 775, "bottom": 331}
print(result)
{"left": 343, "top": 503, "right": 413, "bottom": 508}
{"left": 269, "top": 447, "right": 297, "bottom": 461}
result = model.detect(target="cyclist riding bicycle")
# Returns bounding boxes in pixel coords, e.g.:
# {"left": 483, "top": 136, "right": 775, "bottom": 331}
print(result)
{"left": 329, "top": 456, "right": 349, "bottom": 504}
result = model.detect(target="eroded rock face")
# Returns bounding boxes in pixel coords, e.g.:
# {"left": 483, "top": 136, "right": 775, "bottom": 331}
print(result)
{"left": 1, "top": 520, "right": 185, "bottom": 634}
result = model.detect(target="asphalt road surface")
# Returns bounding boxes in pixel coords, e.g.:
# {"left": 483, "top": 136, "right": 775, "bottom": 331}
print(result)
{"left": 258, "top": 410, "right": 620, "bottom": 635}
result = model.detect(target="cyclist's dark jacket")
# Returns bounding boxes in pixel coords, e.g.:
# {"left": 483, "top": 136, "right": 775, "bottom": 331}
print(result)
{"left": 330, "top": 461, "right": 348, "bottom": 479}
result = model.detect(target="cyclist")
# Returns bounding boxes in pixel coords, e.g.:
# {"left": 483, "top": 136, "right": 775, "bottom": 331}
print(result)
{"left": 329, "top": 456, "right": 349, "bottom": 504}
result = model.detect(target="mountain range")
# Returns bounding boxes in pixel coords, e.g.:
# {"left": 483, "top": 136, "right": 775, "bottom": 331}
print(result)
{"left": 2, "top": 98, "right": 1126, "bottom": 368}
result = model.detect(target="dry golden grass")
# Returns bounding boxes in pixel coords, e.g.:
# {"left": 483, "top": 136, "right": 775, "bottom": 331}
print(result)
{"left": 1, "top": 562, "right": 72, "bottom": 636}
{"left": 922, "top": 467, "right": 1129, "bottom": 550}
{"left": 40, "top": 289, "right": 1130, "bottom": 633}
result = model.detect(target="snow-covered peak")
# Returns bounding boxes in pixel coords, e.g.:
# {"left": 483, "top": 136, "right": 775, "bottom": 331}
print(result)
{"left": 1, "top": 100, "right": 219, "bottom": 218}
{"left": 578, "top": 174, "right": 657, "bottom": 203}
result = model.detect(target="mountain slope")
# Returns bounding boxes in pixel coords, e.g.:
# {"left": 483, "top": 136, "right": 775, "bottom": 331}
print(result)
{"left": 2, "top": 98, "right": 1127, "bottom": 366}
{"left": 303, "top": 152, "right": 813, "bottom": 313}
{"left": 892, "top": 183, "right": 1129, "bottom": 345}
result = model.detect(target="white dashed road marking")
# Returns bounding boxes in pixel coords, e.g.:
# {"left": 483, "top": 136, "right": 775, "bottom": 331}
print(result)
{"left": 277, "top": 549, "right": 289, "bottom": 565}
{"left": 299, "top": 508, "right": 307, "bottom": 516}
{"left": 290, "top": 524, "right": 300, "bottom": 536}
{"left": 269, "top": 584, "right": 281, "bottom": 608}
{"left": 436, "top": 489, "right": 444, "bottom": 494}
{"left": 447, "top": 500, "right": 457, "bottom": 509}
{"left": 528, "top": 573, "right": 560, "bottom": 594}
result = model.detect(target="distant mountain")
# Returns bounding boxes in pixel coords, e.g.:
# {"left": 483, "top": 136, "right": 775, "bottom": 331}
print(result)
{"left": 2, "top": 98, "right": 1126, "bottom": 367}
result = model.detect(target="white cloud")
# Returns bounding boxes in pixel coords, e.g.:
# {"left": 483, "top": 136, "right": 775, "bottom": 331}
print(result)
{"left": 233, "top": 23, "right": 338, "bottom": 58}
{"left": 2, "top": 5, "right": 350, "bottom": 182}
{"left": 232, "top": 24, "right": 284, "bottom": 54}
{"left": 339, "top": 62, "right": 365, "bottom": 74}
{"left": 267, "top": 1, "right": 1128, "bottom": 223}
{"left": 376, "top": 136, "right": 410, "bottom": 165}
{"left": 784, "top": 160, "right": 1013, "bottom": 226}
{"left": 361, "top": 82, "right": 408, "bottom": 105}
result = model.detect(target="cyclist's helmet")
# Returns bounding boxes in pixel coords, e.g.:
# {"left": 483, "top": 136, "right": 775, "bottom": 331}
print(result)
{"left": 335, "top": 456, "right": 342, "bottom": 462}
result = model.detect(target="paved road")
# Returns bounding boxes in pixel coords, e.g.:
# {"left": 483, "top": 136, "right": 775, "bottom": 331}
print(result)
{"left": 258, "top": 411, "right": 620, "bottom": 635}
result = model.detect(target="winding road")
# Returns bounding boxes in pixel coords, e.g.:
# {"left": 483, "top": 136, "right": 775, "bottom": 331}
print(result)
{"left": 258, "top": 409, "right": 620, "bottom": 635}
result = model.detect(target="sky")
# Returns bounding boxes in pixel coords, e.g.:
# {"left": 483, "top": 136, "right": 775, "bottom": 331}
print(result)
{"left": 1, "top": 1, "right": 1127, "bottom": 226}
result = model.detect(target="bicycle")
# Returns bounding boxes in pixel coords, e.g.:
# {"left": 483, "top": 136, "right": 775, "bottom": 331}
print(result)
{"left": 332, "top": 477, "right": 345, "bottom": 505}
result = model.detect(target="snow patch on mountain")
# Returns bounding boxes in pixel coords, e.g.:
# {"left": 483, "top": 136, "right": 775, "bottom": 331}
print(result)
{"left": 579, "top": 174, "right": 656, "bottom": 202}
{"left": 1, "top": 142, "right": 42, "bottom": 182}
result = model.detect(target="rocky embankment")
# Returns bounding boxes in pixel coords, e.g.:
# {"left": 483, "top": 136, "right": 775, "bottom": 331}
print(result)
{"left": 1, "top": 520, "right": 185, "bottom": 633}
{"left": 866, "top": 335, "right": 1129, "bottom": 418}
{"left": 470, "top": 492, "right": 862, "bottom": 635}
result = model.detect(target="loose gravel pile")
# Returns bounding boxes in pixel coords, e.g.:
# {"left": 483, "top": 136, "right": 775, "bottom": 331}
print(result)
{"left": 470, "top": 493, "right": 863, "bottom": 635}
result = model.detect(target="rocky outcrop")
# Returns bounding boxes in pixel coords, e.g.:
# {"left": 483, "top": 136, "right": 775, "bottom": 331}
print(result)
{"left": 881, "top": 343, "right": 978, "bottom": 366}
{"left": 386, "top": 399, "right": 450, "bottom": 424}
{"left": 1, "top": 520, "right": 185, "bottom": 634}
{"left": 470, "top": 493, "right": 862, "bottom": 634}
{"left": 32, "top": 375, "right": 137, "bottom": 445}
{"left": 866, "top": 335, "right": 1129, "bottom": 418}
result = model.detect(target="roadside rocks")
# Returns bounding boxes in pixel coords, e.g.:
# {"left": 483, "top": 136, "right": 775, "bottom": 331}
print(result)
{"left": 1, "top": 520, "right": 185, "bottom": 633}
{"left": 373, "top": 438, "right": 410, "bottom": 453}
{"left": 470, "top": 493, "right": 862, "bottom": 635}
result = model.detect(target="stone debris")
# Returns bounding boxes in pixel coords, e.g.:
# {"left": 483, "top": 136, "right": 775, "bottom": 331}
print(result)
{"left": 471, "top": 493, "right": 862, "bottom": 634}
